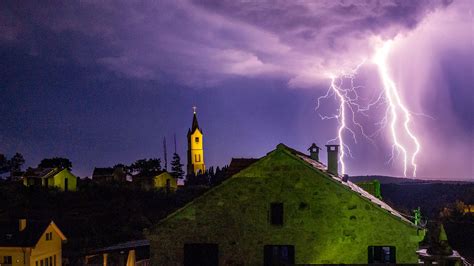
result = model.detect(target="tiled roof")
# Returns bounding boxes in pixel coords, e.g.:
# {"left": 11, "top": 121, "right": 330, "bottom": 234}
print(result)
{"left": 92, "top": 167, "right": 114, "bottom": 177}
{"left": 0, "top": 220, "right": 50, "bottom": 247}
{"left": 23, "top": 168, "right": 60, "bottom": 179}
{"left": 90, "top": 239, "right": 149, "bottom": 254}
{"left": 280, "top": 144, "right": 414, "bottom": 225}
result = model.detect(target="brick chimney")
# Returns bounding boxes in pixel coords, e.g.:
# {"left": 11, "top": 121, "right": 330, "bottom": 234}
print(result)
{"left": 19, "top": 218, "right": 27, "bottom": 232}
{"left": 326, "top": 145, "right": 339, "bottom": 176}
{"left": 307, "top": 143, "right": 321, "bottom": 162}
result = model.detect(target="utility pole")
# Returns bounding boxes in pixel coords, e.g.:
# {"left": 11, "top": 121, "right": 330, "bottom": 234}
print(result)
{"left": 174, "top": 133, "right": 177, "bottom": 154}
{"left": 163, "top": 137, "right": 168, "bottom": 171}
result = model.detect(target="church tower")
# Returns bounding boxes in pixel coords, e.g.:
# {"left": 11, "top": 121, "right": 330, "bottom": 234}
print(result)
{"left": 187, "top": 107, "right": 206, "bottom": 175}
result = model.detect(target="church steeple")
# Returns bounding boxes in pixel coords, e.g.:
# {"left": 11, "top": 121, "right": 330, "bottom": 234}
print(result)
{"left": 187, "top": 107, "right": 206, "bottom": 176}
{"left": 191, "top": 107, "right": 200, "bottom": 133}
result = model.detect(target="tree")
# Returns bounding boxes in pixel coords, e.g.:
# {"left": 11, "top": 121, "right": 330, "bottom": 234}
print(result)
{"left": 39, "top": 157, "right": 72, "bottom": 169}
{"left": 209, "top": 165, "right": 229, "bottom": 186}
{"left": 129, "top": 158, "right": 162, "bottom": 176}
{"left": 0, "top": 154, "right": 9, "bottom": 174}
{"left": 9, "top": 153, "right": 25, "bottom": 173}
{"left": 170, "top": 153, "right": 185, "bottom": 179}
{"left": 186, "top": 171, "right": 210, "bottom": 186}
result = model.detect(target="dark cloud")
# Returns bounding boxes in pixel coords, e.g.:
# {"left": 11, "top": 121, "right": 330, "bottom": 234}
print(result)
{"left": 1, "top": 0, "right": 471, "bottom": 179}
{"left": 1, "top": 0, "right": 451, "bottom": 88}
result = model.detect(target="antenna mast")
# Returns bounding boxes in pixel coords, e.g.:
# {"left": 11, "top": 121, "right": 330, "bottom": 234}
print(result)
{"left": 163, "top": 137, "right": 168, "bottom": 171}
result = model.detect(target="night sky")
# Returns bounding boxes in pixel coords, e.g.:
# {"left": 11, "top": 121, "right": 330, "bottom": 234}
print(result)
{"left": 1, "top": 0, "right": 472, "bottom": 179}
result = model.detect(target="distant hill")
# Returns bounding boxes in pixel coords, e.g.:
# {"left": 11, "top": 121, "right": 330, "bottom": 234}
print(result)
{"left": 350, "top": 175, "right": 473, "bottom": 185}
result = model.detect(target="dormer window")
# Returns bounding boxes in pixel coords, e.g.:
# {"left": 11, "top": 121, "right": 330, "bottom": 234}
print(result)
{"left": 195, "top": 137, "right": 199, "bottom": 143}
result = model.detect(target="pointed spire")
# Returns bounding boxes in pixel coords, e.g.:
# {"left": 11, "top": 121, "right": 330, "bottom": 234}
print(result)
{"left": 191, "top": 106, "right": 200, "bottom": 132}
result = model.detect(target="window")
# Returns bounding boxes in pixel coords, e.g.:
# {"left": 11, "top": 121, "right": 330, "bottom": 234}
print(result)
{"left": 40, "top": 259, "right": 44, "bottom": 266}
{"left": 49, "top": 256, "right": 52, "bottom": 266}
{"left": 270, "top": 202, "right": 284, "bottom": 225}
{"left": 45, "top": 258, "right": 49, "bottom": 266}
{"left": 3, "top": 256, "right": 13, "bottom": 264}
{"left": 264, "top": 245, "right": 295, "bottom": 266}
{"left": 46, "top": 232, "right": 52, "bottom": 241}
{"left": 195, "top": 137, "right": 199, "bottom": 143}
{"left": 36, "top": 261, "right": 38, "bottom": 266}
{"left": 53, "top": 255, "right": 56, "bottom": 266}
{"left": 184, "top": 243, "right": 218, "bottom": 266}
{"left": 64, "top": 178, "right": 68, "bottom": 191}
{"left": 195, "top": 154, "right": 201, "bottom": 162}
{"left": 368, "top": 246, "right": 396, "bottom": 263}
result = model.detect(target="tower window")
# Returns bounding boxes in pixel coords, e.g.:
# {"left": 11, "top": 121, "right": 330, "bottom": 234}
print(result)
{"left": 195, "top": 154, "right": 201, "bottom": 162}
{"left": 270, "top": 202, "right": 284, "bottom": 225}
{"left": 195, "top": 137, "right": 199, "bottom": 143}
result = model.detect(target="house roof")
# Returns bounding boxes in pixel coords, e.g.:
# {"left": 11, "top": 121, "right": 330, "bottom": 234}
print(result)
{"left": 92, "top": 167, "right": 114, "bottom": 177}
{"left": 156, "top": 143, "right": 416, "bottom": 228}
{"left": 277, "top": 143, "right": 414, "bottom": 225}
{"left": 89, "top": 239, "right": 149, "bottom": 254}
{"left": 0, "top": 220, "right": 67, "bottom": 247}
{"left": 225, "top": 158, "right": 259, "bottom": 178}
{"left": 23, "top": 168, "right": 61, "bottom": 179}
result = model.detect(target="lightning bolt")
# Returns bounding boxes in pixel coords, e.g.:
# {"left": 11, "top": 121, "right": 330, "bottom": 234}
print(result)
{"left": 316, "top": 40, "right": 422, "bottom": 177}
{"left": 374, "top": 41, "right": 421, "bottom": 177}
{"left": 316, "top": 60, "right": 385, "bottom": 175}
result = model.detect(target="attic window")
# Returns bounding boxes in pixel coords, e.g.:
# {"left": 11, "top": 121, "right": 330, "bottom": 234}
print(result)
{"left": 46, "top": 232, "right": 52, "bottom": 241}
{"left": 270, "top": 202, "right": 284, "bottom": 226}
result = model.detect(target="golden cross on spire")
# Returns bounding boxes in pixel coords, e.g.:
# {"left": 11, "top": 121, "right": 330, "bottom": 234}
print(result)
{"left": 192, "top": 106, "right": 197, "bottom": 114}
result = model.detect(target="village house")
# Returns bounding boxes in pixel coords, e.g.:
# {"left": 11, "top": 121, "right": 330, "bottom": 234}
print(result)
{"left": 146, "top": 143, "right": 425, "bottom": 265}
{"left": 133, "top": 171, "right": 177, "bottom": 192}
{"left": 0, "top": 219, "right": 67, "bottom": 266}
{"left": 92, "top": 166, "right": 127, "bottom": 183}
{"left": 22, "top": 168, "right": 77, "bottom": 192}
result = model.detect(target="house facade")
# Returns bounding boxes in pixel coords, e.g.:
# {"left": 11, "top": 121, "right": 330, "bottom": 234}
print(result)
{"left": 153, "top": 172, "right": 177, "bottom": 192}
{"left": 147, "top": 143, "right": 424, "bottom": 265}
{"left": 23, "top": 168, "right": 77, "bottom": 192}
{"left": 133, "top": 171, "right": 177, "bottom": 192}
{"left": 0, "top": 219, "right": 67, "bottom": 266}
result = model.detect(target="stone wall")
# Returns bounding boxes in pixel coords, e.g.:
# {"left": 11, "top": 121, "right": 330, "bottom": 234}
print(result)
{"left": 147, "top": 147, "right": 423, "bottom": 265}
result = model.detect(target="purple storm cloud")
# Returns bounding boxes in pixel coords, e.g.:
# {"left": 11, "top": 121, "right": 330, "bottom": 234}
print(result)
{"left": 0, "top": 0, "right": 472, "bottom": 179}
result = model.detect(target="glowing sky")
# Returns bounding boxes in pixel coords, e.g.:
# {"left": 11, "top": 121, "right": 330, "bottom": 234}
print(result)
{"left": 0, "top": 0, "right": 472, "bottom": 179}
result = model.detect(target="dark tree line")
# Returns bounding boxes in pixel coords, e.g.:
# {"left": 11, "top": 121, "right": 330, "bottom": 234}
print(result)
{"left": 38, "top": 157, "right": 73, "bottom": 169}
{"left": 0, "top": 153, "right": 25, "bottom": 178}
{"left": 185, "top": 165, "right": 229, "bottom": 187}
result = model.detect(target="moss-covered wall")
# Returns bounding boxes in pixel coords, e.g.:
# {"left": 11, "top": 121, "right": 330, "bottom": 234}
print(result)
{"left": 147, "top": 146, "right": 423, "bottom": 265}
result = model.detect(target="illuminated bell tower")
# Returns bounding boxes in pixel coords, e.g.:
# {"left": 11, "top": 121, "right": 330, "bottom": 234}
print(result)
{"left": 187, "top": 107, "right": 206, "bottom": 175}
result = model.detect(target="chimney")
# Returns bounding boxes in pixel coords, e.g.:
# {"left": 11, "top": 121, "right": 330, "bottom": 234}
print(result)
{"left": 19, "top": 218, "right": 27, "bottom": 232}
{"left": 326, "top": 145, "right": 339, "bottom": 176}
{"left": 342, "top": 174, "right": 349, "bottom": 182}
{"left": 307, "top": 143, "right": 321, "bottom": 161}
